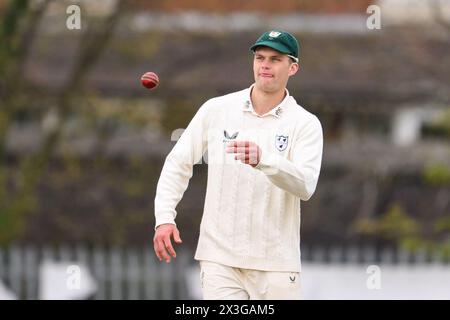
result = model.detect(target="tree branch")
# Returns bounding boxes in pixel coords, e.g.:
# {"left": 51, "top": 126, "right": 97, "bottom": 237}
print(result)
{"left": 431, "top": 0, "right": 450, "bottom": 32}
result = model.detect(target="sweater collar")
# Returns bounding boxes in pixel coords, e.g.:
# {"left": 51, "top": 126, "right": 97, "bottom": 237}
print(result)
{"left": 242, "top": 84, "right": 290, "bottom": 118}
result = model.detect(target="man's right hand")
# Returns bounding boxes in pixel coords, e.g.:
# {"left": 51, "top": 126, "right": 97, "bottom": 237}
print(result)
{"left": 153, "top": 223, "right": 183, "bottom": 263}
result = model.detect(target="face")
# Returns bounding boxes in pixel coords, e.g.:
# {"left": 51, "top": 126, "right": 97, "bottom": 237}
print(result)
{"left": 253, "top": 46, "right": 299, "bottom": 94}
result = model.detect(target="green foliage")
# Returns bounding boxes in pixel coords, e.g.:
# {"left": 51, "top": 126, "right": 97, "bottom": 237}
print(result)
{"left": 378, "top": 203, "right": 420, "bottom": 240}
{"left": 433, "top": 215, "right": 450, "bottom": 260}
{"left": 111, "top": 32, "right": 162, "bottom": 62}
{"left": 426, "top": 108, "right": 450, "bottom": 137}
{"left": 354, "top": 203, "right": 450, "bottom": 258}
{"left": 354, "top": 203, "right": 419, "bottom": 242}
{"left": 434, "top": 215, "right": 450, "bottom": 233}
{"left": 423, "top": 163, "right": 450, "bottom": 186}
{"left": 0, "top": 0, "right": 127, "bottom": 245}
{"left": 85, "top": 95, "right": 162, "bottom": 129}
{"left": 0, "top": 0, "right": 32, "bottom": 245}
{"left": 0, "top": 0, "right": 28, "bottom": 76}
{"left": 398, "top": 236, "right": 427, "bottom": 252}
{"left": 0, "top": 193, "right": 36, "bottom": 244}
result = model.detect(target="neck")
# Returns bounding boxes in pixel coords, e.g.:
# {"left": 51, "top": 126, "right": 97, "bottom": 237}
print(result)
{"left": 251, "top": 86, "right": 286, "bottom": 115}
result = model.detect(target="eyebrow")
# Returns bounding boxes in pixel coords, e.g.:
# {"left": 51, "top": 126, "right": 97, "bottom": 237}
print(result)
{"left": 254, "top": 53, "right": 284, "bottom": 59}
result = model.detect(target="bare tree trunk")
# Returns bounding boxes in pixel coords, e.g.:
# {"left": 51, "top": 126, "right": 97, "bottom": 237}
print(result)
{"left": 0, "top": 0, "right": 127, "bottom": 244}
{"left": 358, "top": 178, "right": 379, "bottom": 219}
{"left": 22, "top": 0, "right": 127, "bottom": 188}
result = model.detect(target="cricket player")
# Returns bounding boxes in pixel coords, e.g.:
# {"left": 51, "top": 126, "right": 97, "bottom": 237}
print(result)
{"left": 153, "top": 30, "right": 323, "bottom": 299}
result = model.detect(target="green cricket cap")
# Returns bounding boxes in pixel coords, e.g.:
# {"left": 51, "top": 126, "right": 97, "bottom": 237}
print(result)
{"left": 250, "top": 30, "right": 300, "bottom": 62}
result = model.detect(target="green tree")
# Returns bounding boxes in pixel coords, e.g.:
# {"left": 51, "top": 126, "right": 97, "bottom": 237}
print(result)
{"left": 0, "top": 0, "right": 126, "bottom": 244}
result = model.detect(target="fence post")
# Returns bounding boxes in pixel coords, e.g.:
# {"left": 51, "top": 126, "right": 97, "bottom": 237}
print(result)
{"left": 329, "top": 246, "right": 344, "bottom": 264}
{"left": 160, "top": 259, "right": 175, "bottom": 299}
{"left": 412, "top": 249, "right": 427, "bottom": 264}
{"left": 311, "top": 245, "right": 326, "bottom": 263}
{"left": 92, "top": 245, "right": 107, "bottom": 300}
{"left": 430, "top": 247, "right": 445, "bottom": 265}
{"left": 380, "top": 247, "right": 395, "bottom": 265}
{"left": 125, "top": 248, "right": 140, "bottom": 300}
{"left": 109, "top": 247, "right": 123, "bottom": 300}
{"left": 361, "top": 245, "right": 376, "bottom": 264}
{"left": 345, "top": 246, "right": 360, "bottom": 264}
{"left": 0, "top": 247, "right": 4, "bottom": 282}
{"left": 143, "top": 247, "right": 157, "bottom": 299}
{"left": 41, "top": 245, "right": 56, "bottom": 266}
{"left": 174, "top": 250, "right": 190, "bottom": 299}
{"left": 397, "top": 248, "right": 410, "bottom": 264}
{"left": 39, "top": 245, "right": 55, "bottom": 300}
{"left": 57, "top": 244, "right": 72, "bottom": 262}
{"left": 23, "top": 245, "right": 38, "bottom": 300}
{"left": 9, "top": 245, "right": 23, "bottom": 299}
{"left": 73, "top": 244, "right": 90, "bottom": 267}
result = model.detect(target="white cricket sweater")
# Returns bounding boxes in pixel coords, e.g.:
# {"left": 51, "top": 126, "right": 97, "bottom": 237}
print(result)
{"left": 154, "top": 85, "right": 323, "bottom": 272}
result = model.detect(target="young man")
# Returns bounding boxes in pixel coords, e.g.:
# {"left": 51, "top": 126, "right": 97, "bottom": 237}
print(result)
{"left": 153, "top": 30, "right": 323, "bottom": 299}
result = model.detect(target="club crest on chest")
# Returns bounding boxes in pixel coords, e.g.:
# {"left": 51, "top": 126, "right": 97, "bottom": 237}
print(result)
{"left": 275, "top": 135, "right": 288, "bottom": 151}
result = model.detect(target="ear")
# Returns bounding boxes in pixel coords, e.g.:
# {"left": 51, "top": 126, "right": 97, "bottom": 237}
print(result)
{"left": 288, "top": 63, "right": 299, "bottom": 76}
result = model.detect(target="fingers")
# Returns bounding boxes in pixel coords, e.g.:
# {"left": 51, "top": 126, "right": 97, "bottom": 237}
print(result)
{"left": 235, "top": 153, "right": 259, "bottom": 164}
{"left": 227, "top": 141, "right": 251, "bottom": 149}
{"left": 153, "top": 231, "right": 165, "bottom": 262}
{"left": 225, "top": 141, "right": 261, "bottom": 166}
{"left": 163, "top": 237, "right": 176, "bottom": 260}
{"left": 226, "top": 143, "right": 258, "bottom": 154}
{"left": 228, "top": 146, "right": 249, "bottom": 154}
{"left": 154, "top": 238, "right": 171, "bottom": 263}
{"left": 173, "top": 228, "right": 183, "bottom": 244}
{"left": 153, "top": 225, "right": 183, "bottom": 263}
{"left": 153, "top": 239, "right": 161, "bottom": 261}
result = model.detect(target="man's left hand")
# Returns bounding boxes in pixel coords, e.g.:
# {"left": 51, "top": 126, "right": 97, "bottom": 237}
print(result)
{"left": 226, "top": 141, "right": 262, "bottom": 167}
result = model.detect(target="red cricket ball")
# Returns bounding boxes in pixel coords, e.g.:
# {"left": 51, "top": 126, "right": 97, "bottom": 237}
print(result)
{"left": 141, "top": 72, "right": 159, "bottom": 89}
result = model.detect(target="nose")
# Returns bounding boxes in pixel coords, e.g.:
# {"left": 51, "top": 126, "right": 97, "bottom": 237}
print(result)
{"left": 260, "top": 59, "right": 270, "bottom": 70}
{"left": 261, "top": 59, "right": 270, "bottom": 70}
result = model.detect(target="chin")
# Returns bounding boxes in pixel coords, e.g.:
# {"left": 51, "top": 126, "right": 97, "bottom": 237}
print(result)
{"left": 256, "top": 81, "right": 278, "bottom": 93}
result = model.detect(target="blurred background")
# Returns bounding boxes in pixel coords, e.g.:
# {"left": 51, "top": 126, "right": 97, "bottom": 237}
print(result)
{"left": 0, "top": 0, "right": 450, "bottom": 300}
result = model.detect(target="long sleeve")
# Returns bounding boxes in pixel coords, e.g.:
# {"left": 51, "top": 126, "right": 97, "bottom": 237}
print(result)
{"left": 154, "top": 101, "right": 211, "bottom": 228}
{"left": 255, "top": 116, "right": 323, "bottom": 201}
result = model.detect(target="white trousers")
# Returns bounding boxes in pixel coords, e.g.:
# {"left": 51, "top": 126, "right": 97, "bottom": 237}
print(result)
{"left": 199, "top": 260, "right": 302, "bottom": 300}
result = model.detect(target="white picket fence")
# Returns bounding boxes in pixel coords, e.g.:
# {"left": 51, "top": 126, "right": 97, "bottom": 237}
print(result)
{"left": 0, "top": 245, "right": 448, "bottom": 300}
{"left": 0, "top": 245, "right": 191, "bottom": 300}
{"left": 300, "top": 245, "right": 450, "bottom": 265}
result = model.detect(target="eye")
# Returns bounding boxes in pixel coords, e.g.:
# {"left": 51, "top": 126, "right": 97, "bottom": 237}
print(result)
{"left": 255, "top": 56, "right": 264, "bottom": 60}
